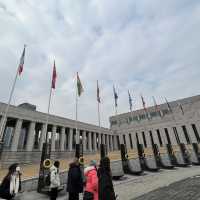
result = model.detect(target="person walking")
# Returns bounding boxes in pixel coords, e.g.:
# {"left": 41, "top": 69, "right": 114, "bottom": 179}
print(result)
{"left": 67, "top": 158, "right": 83, "bottom": 200}
{"left": 49, "top": 161, "right": 61, "bottom": 200}
{"left": 98, "top": 157, "right": 116, "bottom": 200}
{"left": 83, "top": 160, "right": 98, "bottom": 200}
{"left": 0, "top": 163, "right": 22, "bottom": 200}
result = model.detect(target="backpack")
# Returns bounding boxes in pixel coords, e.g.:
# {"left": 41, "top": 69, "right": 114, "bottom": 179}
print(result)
{"left": 45, "top": 172, "right": 51, "bottom": 186}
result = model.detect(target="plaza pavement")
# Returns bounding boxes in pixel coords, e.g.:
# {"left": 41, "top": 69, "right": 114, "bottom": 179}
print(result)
{"left": 3, "top": 165, "right": 200, "bottom": 200}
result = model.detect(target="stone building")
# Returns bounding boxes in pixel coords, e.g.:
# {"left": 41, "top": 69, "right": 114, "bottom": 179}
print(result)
{"left": 0, "top": 102, "right": 117, "bottom": 168}
{"left": 110, "top": 95, "right": 200, "bottom": 152}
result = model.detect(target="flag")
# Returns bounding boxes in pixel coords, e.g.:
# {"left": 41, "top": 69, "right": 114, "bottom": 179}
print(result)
{"left": 51, "top": 61, "right": 57, "bottom": 89}
{"left": 165, "top": 97, "right": 173, "bottom": 113}
{"left": 77, "top": 72, "right": 84, "bottom": 96}
{"left": 97, "top": 80, "right": 100, "bottom": 103}
{"left": 113, "top": 85, "right": 118, "bottom": 107}
{"left": 128, "top": 90, "right": 133, "bottom": 111}
{"left": 141, "top": 95, "right": 150, "bottom": 119}
{"left": 178, "top": 102, "right": 184, "bottom": 115}
{"left": 152, "top": 96, "right": 163, "bottom": 117}
{"left": 18, "top": 45, "right": 26, "bottom": 75}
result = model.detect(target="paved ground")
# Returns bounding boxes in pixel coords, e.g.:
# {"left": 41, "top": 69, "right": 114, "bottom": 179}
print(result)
{"left": 134, "top": 175, "right": 200, "bottom": 200}
{"left": 3, "top": 165, "right": 200, "bottom": 200}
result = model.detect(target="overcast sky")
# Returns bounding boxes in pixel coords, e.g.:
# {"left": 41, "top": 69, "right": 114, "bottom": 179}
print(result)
{"left": 0, "top": 0, "right": 200, "bottom": 127}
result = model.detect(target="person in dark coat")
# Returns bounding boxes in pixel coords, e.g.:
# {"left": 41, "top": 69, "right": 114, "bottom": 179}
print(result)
{"left": 98, "top": 157, "right": 116, "bottom": 200}
{"left": 0, "top": 163, "right": 22, "bottom": 200}
{"left": 67, "top": 158, "right": 83, "bottom": 200}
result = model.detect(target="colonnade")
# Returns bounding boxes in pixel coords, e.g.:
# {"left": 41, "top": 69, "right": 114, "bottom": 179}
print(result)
{"left": 1, "top": 116, "right": 117, "bottom": 153}
{"left": 121, "top": 123, "right": 200, "bottom": 150}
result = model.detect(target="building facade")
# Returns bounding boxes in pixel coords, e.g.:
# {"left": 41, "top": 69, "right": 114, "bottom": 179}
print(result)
{"left": 110, "top": 95, "right": 200, "bottom": 152}
{"left": 0, "top": 102, "right": 117, "bottom": 168}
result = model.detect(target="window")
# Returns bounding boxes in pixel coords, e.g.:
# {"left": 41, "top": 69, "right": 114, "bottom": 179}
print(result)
{"left": 182, "top": 125, "right": 190, "bottom": 144}
{"left": 173, "top": 127, "right": 180, "bottom": 144}
{"left": 164, "top": 128, "right": 171, "bottom": 144}
{"left": 156, "top": 129, "right": 163, "bottom": 146}
{"left": 192, "top": 124, "right": 200, "bottom": 143}
{"left": 129, "top": 134, "right": 133, "bottom": 149}
{"left": 142, "top": 132, "right": 147, "bottom": 147}
{"left": 123, "top": 135, "right": 126, "bottom": 146}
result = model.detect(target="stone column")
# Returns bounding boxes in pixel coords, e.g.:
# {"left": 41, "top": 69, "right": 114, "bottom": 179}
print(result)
{"left": 88, "top": 132, "right": 92, "bottom": 151}
{"left": 69, "top": 128, "right": 73, "bottom": 151}
{"left": 93, "top": 132, "right": 97, "bottom": 151}
{"left": 39, "top": 123, "right": 46, "bottom": 151}
{"left": 26, "top": 121, "right": 36, "bottom": 151}
{"left": 0, "top": 116, "right": 7, "bottom": 138}
{"left": 98, "top": 133, "right": 101, "bottom": 148}
{"left": 51, "top": 125, "right": 56, "bottom": 152}
{"left": 176, "top": 126, "right": 187, "bottom": 144}
{"left": 76, "top": 129, "right": 80, "bottom": 144}
{"left": 159, "top": 128, "right": 168, "bottom": 145}
{"left": 11, "top": 119, "right": 23, "bottom": 151}
{"left": 152, "top": 130, "right": 160, "bottom": 147}
{"left": 187, "top": 124, "right": 197, "bottom": 143}
{"left": 168, "top": 127, "right": 178, "bottom": 145}
{"left": 144, "top": 131, "right": 151, "bottom": 147}
{"left": 60, "top": 127, "right": 65, "bottom": 151}
{"left": 82, "top": 130, "right": 86, "bottom": 151}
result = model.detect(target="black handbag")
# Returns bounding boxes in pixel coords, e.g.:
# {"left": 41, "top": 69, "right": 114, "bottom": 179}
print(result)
{"left": 83, "top": 191, "right": 94, "bottom": 200}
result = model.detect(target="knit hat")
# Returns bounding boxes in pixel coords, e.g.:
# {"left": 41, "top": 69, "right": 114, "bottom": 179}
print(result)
{"left": 90, "top": 160, "right": 97, "bottom": 166}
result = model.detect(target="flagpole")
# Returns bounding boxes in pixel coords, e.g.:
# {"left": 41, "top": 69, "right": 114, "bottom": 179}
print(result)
{"left": 97, "top": 101, "right": 101, "bottom": 127}
{"left": 75, "top": 83, "right": 78, "bottom": 144}
{"left": 44, "top": 86, "right": 53, "bottom": 145}
{"left": 0, "top": 65, "right": 19, "bottom": 141}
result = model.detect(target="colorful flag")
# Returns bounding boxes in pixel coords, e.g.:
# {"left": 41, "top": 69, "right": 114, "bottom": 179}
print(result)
{"left": 165, "top": 97, "right": 173, "bottom": 113}
{"left": 152, "top": 96, "right": 163, "bottom": 117}
{"left": 141, "top": 95, "right": 151, "bottom": 119}
{"left": 97, "top": 80, "right": 100, "bottom": 103}
{"left": 178, "top": 102, "right": 184, "bottom": 115}
{"left": 51, "top": 61, "right": 57, "bottom": 89}
{"left": 128, "top": 90, "right": 133, "bottom": 111}
{"left": 77, "top": 72, "right": 84, "bottom": 96}
{"left": 113, "top": 85, "right": 118, "bottom": 107}
{"left": 18, "top": 45, "right": 26, "bottom": 75}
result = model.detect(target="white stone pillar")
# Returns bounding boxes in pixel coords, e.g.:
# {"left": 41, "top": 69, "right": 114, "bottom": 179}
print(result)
{"left": 176, "top": 126, "right": 187, "bottom": 144}
{"left": 152, "top": 130, "right": 160, "bottom": 146}
{"left": 0, "top": 116, "right": 6, "bottom": 137}
{"left": 69, "top": 128, "right": 73, "bottom": 151}
{"left": 186, "top": 124, "right": 197, "bottom": 143}
{"left": 76, "top": 129, "right": 80, "bottom": 144}
{"left": 144, "top": 131, "right": 151, "bottom": 147}
{"left": 88, "top": 132, "right": 92, "bottom": 151}
{"left": 11, "top": 119, "right": 23, "bottom": 151}
{"left": 39, "top": 123, "right": 46, "bottom": 151}
{"left": 82, "top": 130, "right": 86, "bottom": 151}
{"left": 93, "top": 132, "right": 97, "bottom": 151}
{"left": 168, "top": 127, "right": 178, "bottom": 145}
{"left": 60, "top": 127, "right": 65, "bottom": 151}
{"left": 159, "top": 128, "right": 168, "bottom": 145}
{"left": 26, "top": 121, "right": 36, "bottom": 151}
{"left": 51, "top": 125, "right": 56, "bottom": 152}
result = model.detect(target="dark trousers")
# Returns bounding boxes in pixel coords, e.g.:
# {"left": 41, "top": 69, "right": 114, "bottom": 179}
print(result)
{"left": 50, "top": 187, "right": 58, "bottom": 200}
{"left": 68, "top": 192, "right": 79, "bottom": 200}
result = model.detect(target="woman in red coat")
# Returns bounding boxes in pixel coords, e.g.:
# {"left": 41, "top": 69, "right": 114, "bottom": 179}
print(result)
{"left": 83, "top": 160, "right": 98, "bottom": 200}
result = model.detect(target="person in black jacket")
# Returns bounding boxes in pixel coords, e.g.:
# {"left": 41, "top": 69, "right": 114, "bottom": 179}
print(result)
{"left": 0, "top": 163, "right": 22, "bottom": 200}
{"left": 67, "top": 158, "right": 83, "bottom": 200}
{"left": 98, "top": 157, "right": 116, "bottom": 200}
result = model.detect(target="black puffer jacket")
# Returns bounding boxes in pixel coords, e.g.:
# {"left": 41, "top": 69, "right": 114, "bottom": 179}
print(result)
{"left": 67, "top": 163, "right": 83, "bottom": 193}
{"left": 98, "top": 157, "right": 116, "bottom": 200}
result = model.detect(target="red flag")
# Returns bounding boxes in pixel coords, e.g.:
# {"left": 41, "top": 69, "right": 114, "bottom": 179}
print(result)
{"left": 51, "top": 61, "right": 57, "bottom": 89}
{"left": 18, "top": 45, "right": 26, "bottom": 75}
{"left": 141, "top": 95, "right": 147, "bottom": 112}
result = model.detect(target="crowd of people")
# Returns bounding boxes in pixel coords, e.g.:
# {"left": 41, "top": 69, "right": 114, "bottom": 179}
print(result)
{"left": 0, "top": 156, "right": 116, "bottom": 200}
